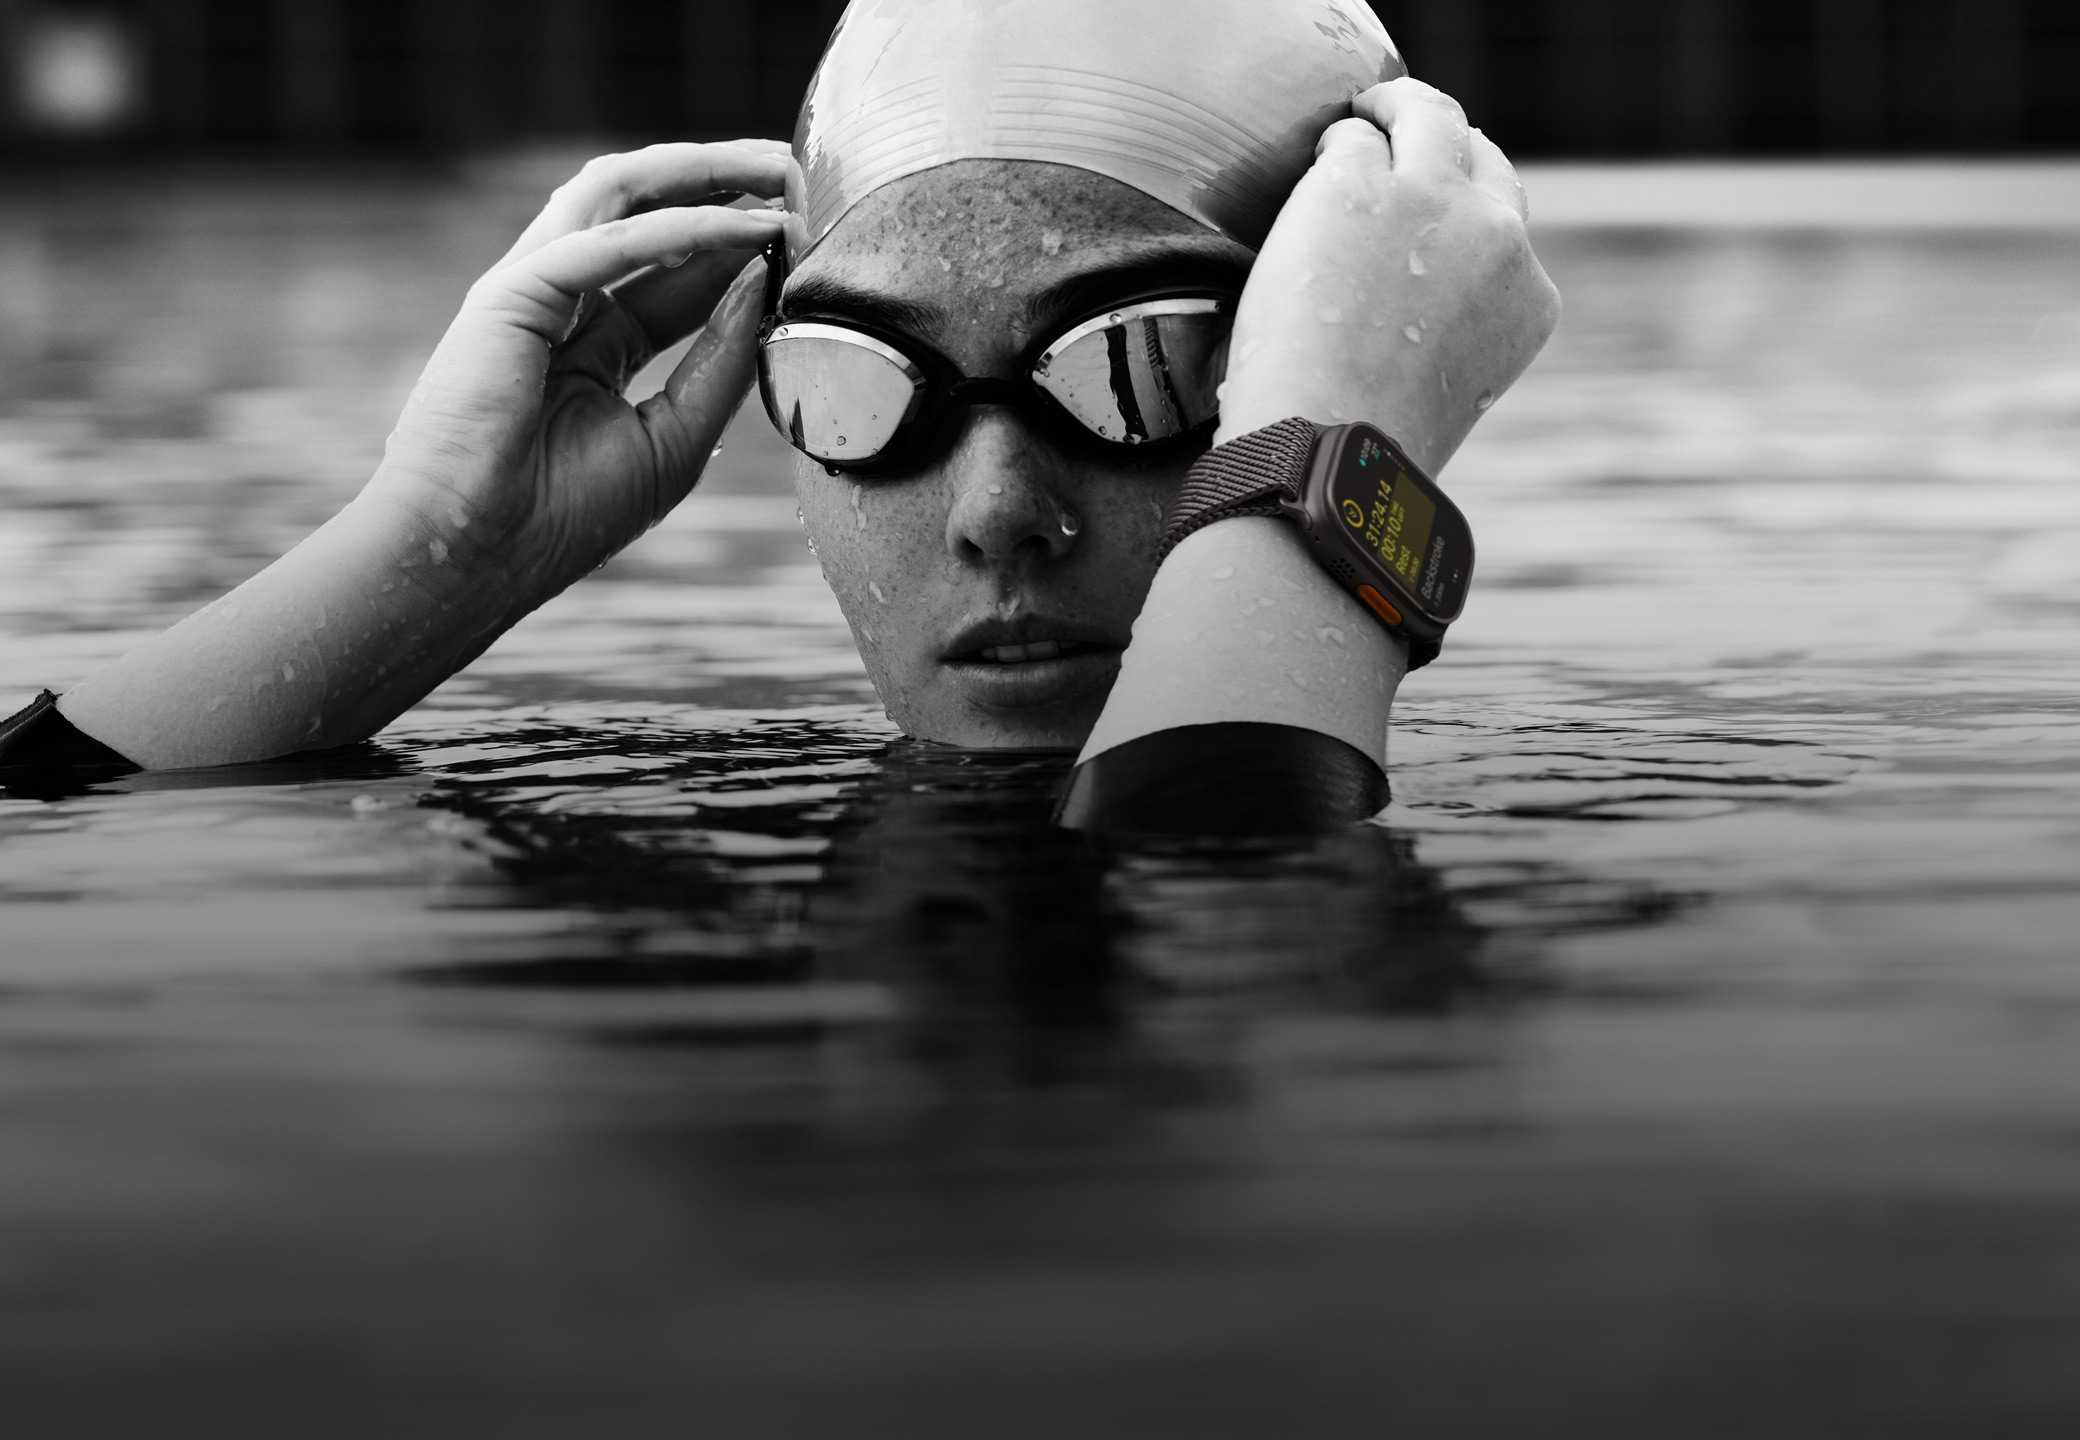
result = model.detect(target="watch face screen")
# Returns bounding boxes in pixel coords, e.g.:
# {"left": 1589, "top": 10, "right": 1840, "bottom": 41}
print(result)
{"left": 1329, "top": 431, "right": 1473, "bottom": 621}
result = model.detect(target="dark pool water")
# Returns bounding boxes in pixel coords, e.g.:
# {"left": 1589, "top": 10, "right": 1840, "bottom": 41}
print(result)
{"left": 3, "top": 162, "right": 2079, "bottom": 1436}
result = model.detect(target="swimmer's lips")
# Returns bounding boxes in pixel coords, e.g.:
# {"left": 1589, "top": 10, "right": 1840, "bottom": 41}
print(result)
{"left": 942, "top": 624, "right": 1124, "bottom": 712}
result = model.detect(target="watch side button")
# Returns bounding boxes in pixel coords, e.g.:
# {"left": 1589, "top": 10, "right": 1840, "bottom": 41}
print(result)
{"left": 1355, "top": 585, "right": 1404, "bottom": 627}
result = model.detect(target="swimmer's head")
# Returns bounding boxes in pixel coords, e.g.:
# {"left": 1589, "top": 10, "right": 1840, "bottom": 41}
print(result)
{"left": 790, "top": 0, "right": 1403, "bottom": 257}
{"left": 779, "top": 1, "right": 1402, "bottom": 749}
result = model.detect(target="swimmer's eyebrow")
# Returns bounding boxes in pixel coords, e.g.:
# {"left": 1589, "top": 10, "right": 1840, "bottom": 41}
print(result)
{"left": 1024, "top": 248, "right": 1251, "bottom": 336}
{"left": 778, "top": 276, "right": 942, "bottom": 335}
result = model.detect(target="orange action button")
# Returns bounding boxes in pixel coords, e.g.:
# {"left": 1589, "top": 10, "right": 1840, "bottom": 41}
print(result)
{"left": 1355, "top": 585, "right": 1403, "bottom": 626}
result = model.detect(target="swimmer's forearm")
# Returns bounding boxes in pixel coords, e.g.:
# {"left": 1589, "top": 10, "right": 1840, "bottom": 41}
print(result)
{"left": 58, "top": 490, "right": 525, "bottom": 770}
{"left": 1076, "top": 517, "right": 1404, "bottom": 773}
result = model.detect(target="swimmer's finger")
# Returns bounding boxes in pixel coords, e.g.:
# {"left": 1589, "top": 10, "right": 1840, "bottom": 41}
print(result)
{"left": 1313, "top": 116, "right": 1392, "bottom": 166}
{"left": 551, "top": 246, "right": 758, "bottom": 392}
{"left": 498, "top": 142, "right": 793, "bottom": 268}
{"left": 510, "top": 208, "right": 783, "bottom": 303}
{"left": 633, "top": 257, "right": 769, "bottom": 521}
{"left": 1353, "top": 77, "right": 1474, "bottom": 180}
{"left": 608, "top": 247, "right": 762, "bottom": 355}
{"left": 1469, "top": 127, "right": 1531, "bottom": 223}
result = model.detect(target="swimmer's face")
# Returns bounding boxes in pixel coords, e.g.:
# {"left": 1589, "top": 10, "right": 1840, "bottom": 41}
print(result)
{"left": 787, "top": 160, "right": 1253, "bottom": 749}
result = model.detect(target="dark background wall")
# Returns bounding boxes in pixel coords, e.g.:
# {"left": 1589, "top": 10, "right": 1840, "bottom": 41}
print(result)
{"left": 2, "top": 0, "right": 2073, "bottom": 158}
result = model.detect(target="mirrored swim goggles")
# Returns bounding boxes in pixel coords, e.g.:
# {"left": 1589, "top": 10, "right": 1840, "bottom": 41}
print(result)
{"left": 756, "top": 240, "right": 1233, "bottom": 476}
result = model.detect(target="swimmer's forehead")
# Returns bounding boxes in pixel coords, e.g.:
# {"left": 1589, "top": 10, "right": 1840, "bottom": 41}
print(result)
{"left": 784, "top": 162, "right": 1254, "bottom": 340}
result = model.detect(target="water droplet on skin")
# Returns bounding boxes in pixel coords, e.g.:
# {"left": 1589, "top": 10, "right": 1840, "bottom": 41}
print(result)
{"left": 795, "top": 506, "right": 805, "bottom": 526}
{"left": 940, "top": 258, "right": 952, "bottom": 272}
{"left": 1212, "top": 566, "right": 1235, "bottom": 580}
{"left": 206, "top": 694, "right": 227, "bottom": 713}
{"left": 1476, "top": 391, "right": 1496, "bottom": 411}
{"left": 1148, "top": 499, "right": 1165, "bottom": 525}
{"left": 711, "top": 437, "right": 726, "bottom": 458}
{"left": 1292, "top": 672, "right": 1311, "bottom": 691}
{"left": 1317, "top": 307, "right": 1344, "bottom": 325}
{"left": 1408, "top": 251, "right": 1426, "bottom": 276}
{"left": 861, "top": 626, "right": 875, "bottom": 644}
{"left": 1296, "top": 269, "right": 1316, "bottom": 289}
{"left": 282, "top": 664, "right": 295, "bottom": 682}
{"left": 1040, "top": 228, "right": 1064, "bottom": 256}
{"left": 1441, "top": 372, "right": 1452, "bottom": 396}
{"left": 869, "top": 582, "right": 887, "bottom": 603}
{"left": 987, "top": 484, "right": 1003, "bottom": 496}
{"left": 1418, "top": 220, "right": 1443, "bottom": 237}
{"left": 806, "top": 537, "right": 818, "bottom": 555}
{"left": 1317, "top": 626, "right": 1347, "bottom": 646}
{"left": 1403, "top": 325, "right": 1423, "bottom": 344}
{"left": 427, "top": 538, "right": 448, "bottom": 564}
{"left": 1059, "top": 510, "right": 1081, "bottom": 537}
{"left": 350, "top": 795, "right": 385, "bottom": 814}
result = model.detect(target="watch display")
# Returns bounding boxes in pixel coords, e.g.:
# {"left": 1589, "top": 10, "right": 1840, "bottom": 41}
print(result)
{"left": 1301, "top": 426, "right": 1473, "bottom": 636}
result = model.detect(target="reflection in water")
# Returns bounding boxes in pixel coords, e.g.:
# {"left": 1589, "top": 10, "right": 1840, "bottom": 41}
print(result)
{"left": 5, "top": 167, "right": 2080, "bottom": 1433}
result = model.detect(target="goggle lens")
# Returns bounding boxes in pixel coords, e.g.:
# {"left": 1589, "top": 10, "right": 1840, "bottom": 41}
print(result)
{"left": 1031, "top": 300, "right": 1229, "bottom": 446}
{"left": 759, "top": 323, "right": 924, "bottom": 464}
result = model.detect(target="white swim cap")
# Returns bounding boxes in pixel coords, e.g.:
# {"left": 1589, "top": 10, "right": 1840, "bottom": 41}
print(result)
{"left": 789, "top": 0, "right": 1403, "bottom": 256}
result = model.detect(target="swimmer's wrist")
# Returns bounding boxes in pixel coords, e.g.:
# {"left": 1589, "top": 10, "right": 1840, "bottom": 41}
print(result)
{"left": 350, "top": 477, "right": 570, "bottom": 631}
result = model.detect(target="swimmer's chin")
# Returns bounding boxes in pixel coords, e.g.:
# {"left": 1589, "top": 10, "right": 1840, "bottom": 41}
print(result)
{"left": 904, "top": 644, "right": 1123, "bottom": 748}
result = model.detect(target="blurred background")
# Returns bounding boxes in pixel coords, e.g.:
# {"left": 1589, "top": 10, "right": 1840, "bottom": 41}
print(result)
{"left": 0, "top": 0, "right": 2071, "bottom": 158}
{"left": 6, "top": 5, "right": 2080, "bottom": 1435}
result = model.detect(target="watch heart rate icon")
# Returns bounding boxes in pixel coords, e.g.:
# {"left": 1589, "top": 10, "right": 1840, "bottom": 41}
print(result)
{"left": 1342, "top": 500, "right": 1365, "bottom": 528}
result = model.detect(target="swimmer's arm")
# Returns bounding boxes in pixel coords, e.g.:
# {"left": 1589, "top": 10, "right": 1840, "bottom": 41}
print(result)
{"left": 55, "top": 144, "right": 789, "bottom": 771}
{"left": 56, "top": 490, "right": 528, "bottom": 770}
{"left": 1063, "top": 79, "right": 1558, "bottom": 830}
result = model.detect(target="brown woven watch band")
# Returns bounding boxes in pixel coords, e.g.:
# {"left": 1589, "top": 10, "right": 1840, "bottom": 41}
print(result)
{"left": 1157, "top": 417, "right": 1322, "bottom": 563}
{"left": 1156, "top": 417, "right": 1445, "bottom": 671}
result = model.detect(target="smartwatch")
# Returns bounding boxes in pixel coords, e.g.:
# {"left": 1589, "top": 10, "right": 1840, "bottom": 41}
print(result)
{"left": 1158, "top": 418, "right": 1474, "bottom": 670}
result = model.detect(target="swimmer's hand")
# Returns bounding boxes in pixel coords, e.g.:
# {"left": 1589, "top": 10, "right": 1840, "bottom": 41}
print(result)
{"left": 58, "top": 143, "right": 791, "bottom": 769}
{"left": 1217, "top": 77, "right": 1561, "bottom": 470}
{"left": 374, "top": 141, "right": 792, "bottom": 600}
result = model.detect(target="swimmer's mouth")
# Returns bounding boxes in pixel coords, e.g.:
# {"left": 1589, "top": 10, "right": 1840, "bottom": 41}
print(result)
{"left": 967, "top": 639, "right": 1095, "bottom": 665}
{"left": 943, "top": 619, "right": 1123, "bottom": 668}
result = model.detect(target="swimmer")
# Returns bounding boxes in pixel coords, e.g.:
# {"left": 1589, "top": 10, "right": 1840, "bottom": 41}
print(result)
{"left": 1, "top": 0, "right": 1559, "bottom": 832}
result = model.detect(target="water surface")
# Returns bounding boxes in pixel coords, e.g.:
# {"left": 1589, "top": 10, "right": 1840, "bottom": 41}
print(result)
{"left": 3, "top": 163, "right": 2079, "bottom": 1436}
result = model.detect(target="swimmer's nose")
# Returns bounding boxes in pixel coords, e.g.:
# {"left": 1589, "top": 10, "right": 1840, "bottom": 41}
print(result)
{"left": 942, "top": 410, "right": 1077, "bottom": 567}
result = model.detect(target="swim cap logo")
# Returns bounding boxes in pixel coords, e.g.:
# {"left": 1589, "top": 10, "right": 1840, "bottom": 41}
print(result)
{"left": 1342, "top": 500, "right": 1365, "bottom": 528}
